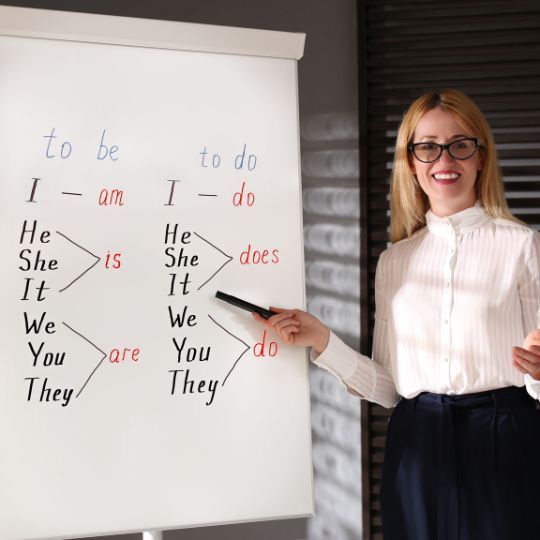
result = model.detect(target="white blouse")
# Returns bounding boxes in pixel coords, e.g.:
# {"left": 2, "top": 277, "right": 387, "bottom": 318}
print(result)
{"left": 313, "top": 203, "right": 540, "bottom": 408}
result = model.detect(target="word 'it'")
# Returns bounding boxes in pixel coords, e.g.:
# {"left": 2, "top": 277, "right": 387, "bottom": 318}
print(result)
{"left": 200, "top": 144, "right": 257, "bottom": 170}
{"left": 43, "top": 128, "right": 119, "bottom": 161}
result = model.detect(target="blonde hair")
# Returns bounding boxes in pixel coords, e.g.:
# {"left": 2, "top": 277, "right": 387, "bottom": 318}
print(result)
{"left": 390, "top": 89, "right": 519, "bottom": 243}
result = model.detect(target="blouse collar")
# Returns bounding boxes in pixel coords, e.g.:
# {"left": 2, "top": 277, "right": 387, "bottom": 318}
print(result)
{"left": 425, "top": 201, "right": 491, "bottom": 236}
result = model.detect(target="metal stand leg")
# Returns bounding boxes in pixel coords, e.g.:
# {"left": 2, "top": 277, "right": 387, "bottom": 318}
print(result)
{"left": 143, "top": 531, "right": 163, "bottom": 540}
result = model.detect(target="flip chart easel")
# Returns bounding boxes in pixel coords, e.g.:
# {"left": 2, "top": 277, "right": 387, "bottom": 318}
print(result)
{"left": 0, "top": 6, "right": 312, "bottom": 540}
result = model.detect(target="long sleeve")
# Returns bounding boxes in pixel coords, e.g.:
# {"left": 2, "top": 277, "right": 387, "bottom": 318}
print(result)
{"left": 311, "top": 254, "right": 399, "bottom": 408}
{"left": 519, "top": 230, "right": 540, "bottom": 400}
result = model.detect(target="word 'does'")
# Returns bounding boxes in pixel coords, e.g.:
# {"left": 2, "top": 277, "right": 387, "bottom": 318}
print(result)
{"left": 240, "top": 244, "right": 280, "bottom": 265}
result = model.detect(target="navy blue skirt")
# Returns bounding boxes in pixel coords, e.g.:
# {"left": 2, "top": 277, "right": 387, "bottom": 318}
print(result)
{"left": 380, "top": 386, "right": 540, "bottom": 540}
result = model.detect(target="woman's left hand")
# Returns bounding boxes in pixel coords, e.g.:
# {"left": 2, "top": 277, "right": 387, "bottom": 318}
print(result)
{"left": 512, "top": 329, "right": 540, "bottom": 380}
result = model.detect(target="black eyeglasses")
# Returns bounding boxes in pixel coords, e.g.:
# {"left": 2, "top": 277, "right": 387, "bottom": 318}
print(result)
{"left": 408, "top": 137, "right": 482, "bottom": 163}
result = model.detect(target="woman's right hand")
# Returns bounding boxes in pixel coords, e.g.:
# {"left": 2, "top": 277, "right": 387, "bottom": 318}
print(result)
{"left": 252, "top": 307, "right": 330, "bottom": 355}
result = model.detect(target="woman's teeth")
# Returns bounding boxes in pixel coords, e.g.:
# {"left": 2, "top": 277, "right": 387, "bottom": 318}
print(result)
{"left": 433, "top": 172, "right": 459, "bottom": 181}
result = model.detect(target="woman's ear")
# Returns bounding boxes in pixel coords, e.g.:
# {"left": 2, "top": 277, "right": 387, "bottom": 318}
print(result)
{"left": 477, "top": 151, "right": 484, "bottom": 172}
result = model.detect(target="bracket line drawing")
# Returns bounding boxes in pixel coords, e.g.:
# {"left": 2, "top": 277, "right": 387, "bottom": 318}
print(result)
{"left": 62, "top": 321, "right": 107, "bottom": 398}
{"left": 208, "top": 314, "right": 250, "bottom": 386}
{"left": 56, "top": 231, "right": 101, "bottom": 292}
{"left": 194, "top": 232, "right": 233, "bottom": 290}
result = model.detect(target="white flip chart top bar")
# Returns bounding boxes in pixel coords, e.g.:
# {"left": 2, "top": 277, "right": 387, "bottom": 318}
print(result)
{"left": 0, "top": 5, "right": 305, "bottom": 59}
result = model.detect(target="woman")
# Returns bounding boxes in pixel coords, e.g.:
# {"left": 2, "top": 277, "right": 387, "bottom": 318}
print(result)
{"left": 254, "top": 90, "right": 540, "bottom": 539}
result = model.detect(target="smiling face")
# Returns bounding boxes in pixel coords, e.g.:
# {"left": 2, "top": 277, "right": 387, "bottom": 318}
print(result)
{"left": 410, "top": 107, "right": 483, "bottom": 217}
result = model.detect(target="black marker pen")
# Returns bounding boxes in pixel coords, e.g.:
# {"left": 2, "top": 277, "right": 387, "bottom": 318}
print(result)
{"left": 215, "top": 291, "right": 277, "bottom": 319}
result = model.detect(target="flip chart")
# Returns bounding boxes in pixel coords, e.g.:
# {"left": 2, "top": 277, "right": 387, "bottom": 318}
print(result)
{"left": 0, "top": 6, "right": 311, "bottom": 539}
